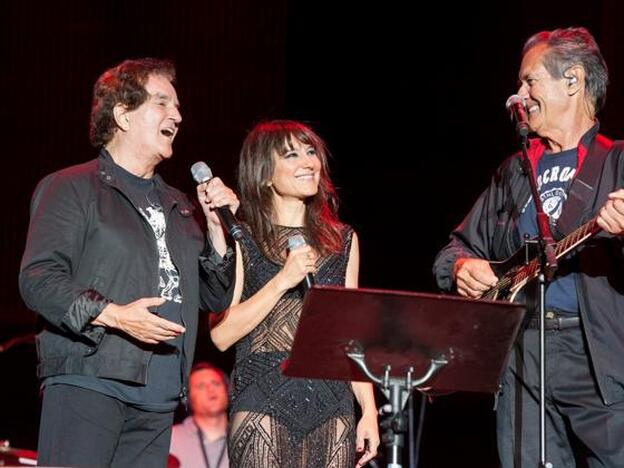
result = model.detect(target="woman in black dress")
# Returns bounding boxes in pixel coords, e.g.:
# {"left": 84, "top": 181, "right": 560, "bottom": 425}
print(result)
{"left": 204, "top": 120, "right": 379, "bottom": 467}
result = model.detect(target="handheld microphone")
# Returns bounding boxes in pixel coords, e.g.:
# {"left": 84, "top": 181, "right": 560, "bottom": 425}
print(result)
{"left": 190, "top": 161, "right": 243, "bottom": 240}
{"left": 505, "top": 94, "right": 530, "bottom": 139}
{"left": 287, "top": 234, "right": 315, "bottom": 291}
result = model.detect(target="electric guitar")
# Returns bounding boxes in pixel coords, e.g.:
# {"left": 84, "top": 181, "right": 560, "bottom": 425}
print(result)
{"left": 482, "top": 217, "right": 601, "bottom": 302}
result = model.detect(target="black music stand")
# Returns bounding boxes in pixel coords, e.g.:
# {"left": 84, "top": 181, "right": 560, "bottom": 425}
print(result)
{"left": 282, "top": 286, "right": 526, "bottom": 468}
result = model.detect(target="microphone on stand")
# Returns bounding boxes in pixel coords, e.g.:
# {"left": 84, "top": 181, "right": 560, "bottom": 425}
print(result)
{"left": 287, "top": 234, "right": 315, "bottom": 291}
{"left": 505, "top": 94, "right": 530, "bottom": 139}
{"left": 190, "top": 161, "right": 243, "bottom": 240}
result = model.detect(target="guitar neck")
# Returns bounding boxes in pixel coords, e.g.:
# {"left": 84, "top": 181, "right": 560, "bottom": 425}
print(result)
{"left": 484, "top": 217, "right": 601, "bottom": 300}
{"left": 553, "top": 217, "right": 601, "bottom": 259}
{"left": 525, "top": 218, "right": 600, "bottom": 280}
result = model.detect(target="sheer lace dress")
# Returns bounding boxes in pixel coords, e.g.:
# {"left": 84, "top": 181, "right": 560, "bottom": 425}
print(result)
{"left": 228, "top": 225, "right": 355, "bottom": 468}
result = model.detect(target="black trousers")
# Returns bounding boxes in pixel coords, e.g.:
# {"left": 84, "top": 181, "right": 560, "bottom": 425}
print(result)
{"left": 37, "top": 384, "right": 174, "bottom": 468}
{"left": 497, "top": 326, "right": 624, "bottom": 467}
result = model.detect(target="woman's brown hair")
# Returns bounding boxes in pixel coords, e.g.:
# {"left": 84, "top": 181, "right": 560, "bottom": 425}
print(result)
{"left": 237, "top": 120, "right": 344, "bottom": 260}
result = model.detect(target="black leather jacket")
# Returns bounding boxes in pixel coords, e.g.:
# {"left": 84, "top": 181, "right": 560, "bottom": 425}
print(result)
{"left": 433, "top": 125, "right": 624, "bottom": 405}
{"left": 19, "top": 151, "right": 234, "bottom": 387}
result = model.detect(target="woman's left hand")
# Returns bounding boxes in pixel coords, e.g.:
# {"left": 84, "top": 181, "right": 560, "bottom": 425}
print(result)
{"left": 355, "top": 411, "right": 379, "bottom": 467}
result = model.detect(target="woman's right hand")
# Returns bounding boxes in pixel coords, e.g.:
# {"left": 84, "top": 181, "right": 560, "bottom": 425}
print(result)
{"left": 274, "top": 245, "right": 317, "bottom": 292}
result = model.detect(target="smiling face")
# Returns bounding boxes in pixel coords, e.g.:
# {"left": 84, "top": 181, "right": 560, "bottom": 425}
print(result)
{"left": 189, "top": 368, "right": 228, "bottom": 417}
{"left": 122, "top": 73, "right": 182, "bottom": 162}
{"left": 517, "top": 43, "right": 572, "bottom": 139}
{"left": 269, "top": 137, "right": 322, "bottom": 202}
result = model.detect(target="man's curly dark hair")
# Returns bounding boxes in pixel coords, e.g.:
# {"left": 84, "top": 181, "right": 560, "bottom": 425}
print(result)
{"left": 89, "top": 58, "right": 176, "bottom": 148}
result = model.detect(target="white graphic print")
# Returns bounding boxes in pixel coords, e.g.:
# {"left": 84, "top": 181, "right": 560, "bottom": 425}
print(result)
{"left": 522, "top": 165, "right": 576, "bottom": 221}
{"left": 540, "top": 187, "right": 567, "bottom": 220}
{"left": 139, "top": 205, "right": 182, "bottom": 303}
{"left": 537, "top": 166, "right": 576, "bottom": 191}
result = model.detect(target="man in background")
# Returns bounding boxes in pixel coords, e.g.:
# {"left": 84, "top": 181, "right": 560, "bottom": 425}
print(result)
{"left": 170, "top": 362, "right": 229, "bottom": 468}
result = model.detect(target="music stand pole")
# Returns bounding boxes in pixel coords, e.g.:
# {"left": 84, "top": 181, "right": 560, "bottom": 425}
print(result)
{"left": 346, "top": 341, "right": 448, "bottom": 468}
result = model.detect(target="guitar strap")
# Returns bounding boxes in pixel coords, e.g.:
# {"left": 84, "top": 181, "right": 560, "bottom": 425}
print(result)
{"left": 553, "top": 134, "right": 613, "bottom": 239}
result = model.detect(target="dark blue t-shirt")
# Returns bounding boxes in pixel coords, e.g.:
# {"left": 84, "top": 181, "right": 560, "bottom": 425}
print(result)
{"left": 516, "top": 148, "right": 579, "bottom": 315}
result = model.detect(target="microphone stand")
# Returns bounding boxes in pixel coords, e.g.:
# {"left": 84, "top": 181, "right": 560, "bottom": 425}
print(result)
{"left": 516, "top": 128, "right": 557, "bottom": 468}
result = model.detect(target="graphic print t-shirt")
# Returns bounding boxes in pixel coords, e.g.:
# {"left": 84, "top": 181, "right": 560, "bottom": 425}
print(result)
{"left": 516, "top": 148, "right": 579, "bottom": 314}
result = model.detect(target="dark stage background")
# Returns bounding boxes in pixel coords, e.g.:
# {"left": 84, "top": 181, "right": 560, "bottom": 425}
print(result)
{"left": 2, "top": 1, "right": 624, "bottom": 466}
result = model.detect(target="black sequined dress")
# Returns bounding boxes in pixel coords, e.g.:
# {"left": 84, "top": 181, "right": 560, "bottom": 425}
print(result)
{"left": 228, "top": 225, "right": 355, "bottom": 468}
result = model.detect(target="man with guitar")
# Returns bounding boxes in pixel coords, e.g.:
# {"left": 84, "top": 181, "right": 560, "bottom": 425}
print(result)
{"left": 434, "top": 27, "right": 624, "bottom": 467}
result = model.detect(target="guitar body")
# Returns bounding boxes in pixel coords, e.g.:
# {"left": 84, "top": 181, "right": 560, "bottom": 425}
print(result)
{"left": 486, "top": 246, "right": 535, "bottom": 302}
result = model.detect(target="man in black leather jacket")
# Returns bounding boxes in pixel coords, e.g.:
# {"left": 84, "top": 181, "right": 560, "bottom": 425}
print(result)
{"left": 434, "top": 28, "right": 624, "bottom": 467}
{"left": 19, "top": 58, "right": 238, "bottom": 467}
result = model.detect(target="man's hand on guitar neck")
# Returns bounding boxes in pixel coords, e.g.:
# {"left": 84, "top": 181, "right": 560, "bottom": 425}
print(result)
{"left": 597, "top": 189, "right": 624, "bottom": 236}
{"left": 453, "top": 258, "right": 498, "bottom": 298}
